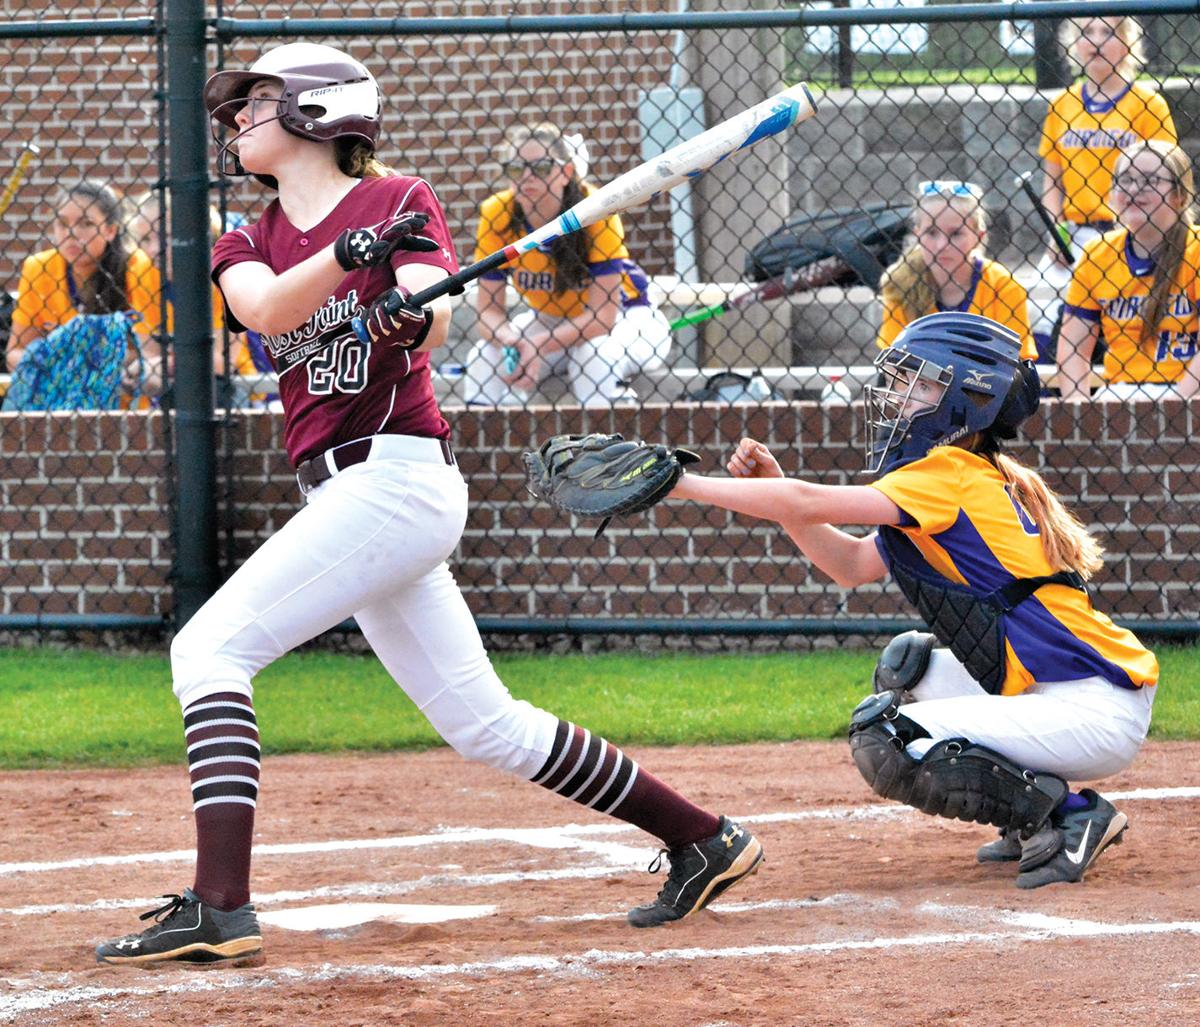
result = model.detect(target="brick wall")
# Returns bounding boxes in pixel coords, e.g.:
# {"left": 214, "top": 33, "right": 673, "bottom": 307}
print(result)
{"left": 0, "top": 1, "right": 690, "bottom": 294}
{"left": 0, "top": 411, "right": 168, "bottom": 619}
{"left": 3, "top": 398, "right": 1192, "bottom": 629}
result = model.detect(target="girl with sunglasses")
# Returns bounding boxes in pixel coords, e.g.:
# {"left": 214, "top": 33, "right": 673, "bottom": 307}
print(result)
{"left": 877, "top": 180, "right": 1036, "bottom": 360}
{"left": 1034, "top": 16, "right": 1177, "bottom": 347}
{"left": 1057, "top": 141, "right": 1199, "bottom": 401}
{"left": 461, "top": 122, "right": 671, "bottom": 407}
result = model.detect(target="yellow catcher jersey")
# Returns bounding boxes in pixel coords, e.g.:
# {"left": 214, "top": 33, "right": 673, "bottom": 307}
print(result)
{"left": 474, "top": 186, "right": 650, "bottom": 319}
{"left": 12, "top": 246, "right": 163, "bottom": 338}
{"left": 1039, "top": 80, "right": 1176, "bottom": 225}
{"left": 877, "top": 258, "right": 1036, "bottom": 360}
{"left": 870, "top": 447, "right": 1158, "bottom": 695}
{"left": 1064, "top": 226, "right": 1200, "bottom": 384}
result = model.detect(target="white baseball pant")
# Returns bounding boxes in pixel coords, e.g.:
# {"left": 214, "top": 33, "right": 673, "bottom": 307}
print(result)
{"left": 900, "top": 649, "right": 1156, "bottom": 781}
{"left": 169, "top": 435, "right": 558, "bottom": 778}
{"left": 461, "top": 304, "right": 672, "bottom": 408}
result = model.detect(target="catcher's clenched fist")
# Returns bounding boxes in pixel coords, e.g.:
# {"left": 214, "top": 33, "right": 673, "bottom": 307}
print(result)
{"left": 524, "top": 433, "right": 700, "bottom": 536}
{"left": 728, "top": 438, "right": 784, "bottom": 479}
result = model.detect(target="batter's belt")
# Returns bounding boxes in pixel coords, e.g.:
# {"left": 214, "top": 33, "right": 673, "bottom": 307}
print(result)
{"left": 296, "top": 434, "right": 455, "bottom": 494}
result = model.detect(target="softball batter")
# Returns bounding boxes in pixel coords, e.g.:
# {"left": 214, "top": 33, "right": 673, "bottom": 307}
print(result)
{"left": 94, "top": 43, "right": 760, "bottom": 967}
{"left": 671, "top": 312, "right": 1157, "bottom": 888}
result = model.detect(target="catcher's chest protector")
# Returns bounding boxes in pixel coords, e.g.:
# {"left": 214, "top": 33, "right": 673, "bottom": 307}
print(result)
{"left": 877, "top": 527, "right": 1086, "bottom": 695}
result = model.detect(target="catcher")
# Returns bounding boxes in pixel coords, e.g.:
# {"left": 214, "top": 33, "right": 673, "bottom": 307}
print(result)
{"left": 528, "top": 312, "right": 1158, "bottom": 888}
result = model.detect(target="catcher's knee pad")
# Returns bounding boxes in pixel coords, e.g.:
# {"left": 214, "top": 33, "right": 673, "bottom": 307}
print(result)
{"left": 848, "top": 690, "right": 1068, "bottom": 836}
{"left": 872, "top": 631, "right": 936, "bottom": 695}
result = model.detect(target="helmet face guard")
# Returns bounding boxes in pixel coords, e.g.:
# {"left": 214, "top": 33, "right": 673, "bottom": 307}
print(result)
{"left": 863, "top": 312, "right": 1040, "bottom": 475}
{"left": 864, "top": 349, "right": 954, "bottom": 475}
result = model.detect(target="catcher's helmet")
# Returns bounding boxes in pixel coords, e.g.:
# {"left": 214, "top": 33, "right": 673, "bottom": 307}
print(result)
{"left": 204, "top": 43, "right": 381, "bottom": 180}
{"left": 864, "top": 312, "right": 1040, "bottom": 475}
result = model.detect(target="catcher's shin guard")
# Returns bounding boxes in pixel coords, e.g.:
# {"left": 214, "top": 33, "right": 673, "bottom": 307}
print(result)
{"left": 848, "top": 690, "right": 1068, "bottom": 836}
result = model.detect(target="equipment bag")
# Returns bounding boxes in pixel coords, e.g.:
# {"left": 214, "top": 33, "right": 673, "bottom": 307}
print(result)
{"left": 3, "top": 311, "right": 143, "bottom": 412}
{"left": 744, "top": 203, "right": 911, "bottom": 291}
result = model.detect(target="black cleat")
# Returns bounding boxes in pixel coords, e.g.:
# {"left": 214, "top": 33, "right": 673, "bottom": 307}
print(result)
{"left": 1016, "top": 789, "right": 1128, "bottom": 889}
{"left": 976, "top": 827, "right": 1023, "bottom": 863}
{"left": 95, "top": 890, "right": 263, "bottom": 967}
{"left": 627, "top": 816, "right": 763, "bottom": 928}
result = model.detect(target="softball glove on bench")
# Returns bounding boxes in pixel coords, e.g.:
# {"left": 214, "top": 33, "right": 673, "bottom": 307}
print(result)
{"left": 524, "top": 433, "right": 700, "bottom": 537}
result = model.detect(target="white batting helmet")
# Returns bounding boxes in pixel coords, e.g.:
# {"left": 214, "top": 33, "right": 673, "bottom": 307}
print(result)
{"left": 204, "top": 42, "right": 382, "bottom": 151}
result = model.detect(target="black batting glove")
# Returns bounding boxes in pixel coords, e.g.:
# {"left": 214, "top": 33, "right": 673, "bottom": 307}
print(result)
{"left": 334, "top": 211, "right": 440, "bottom": 272}
{"left": 360, "top": 286, "right": 433, "bottom": 350}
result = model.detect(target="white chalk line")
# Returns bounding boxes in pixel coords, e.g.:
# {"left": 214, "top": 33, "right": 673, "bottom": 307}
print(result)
{"left": 6, "top": 787, "right": 1195, "bottom": 881}
{"left": 3, "top": 905, "right": 1197, "bottom": 1021}
{"left": 0, "top": 864, "right": 640, "bottom": 919}
{"left": 0, "top": 805, "right": 916, "bottom": 878}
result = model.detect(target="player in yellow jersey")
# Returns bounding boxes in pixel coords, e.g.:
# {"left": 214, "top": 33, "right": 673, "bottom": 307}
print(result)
{"left": 462, "top": 122, "right": 671, "bottom": 408}
{"left": 1032, "top": 15, "right": 1176, "bottom": 347}
{"left": 7, "top": 181, "right": 162, "bottom": 373}
{"left": 670, "top": 312, "right": 1157, "bottom": 889}
{"left": 1057, "top": 140, "right": 1199, "bottom": 400}
{"left": 877, "top": 181, "right": 1035, "bottom": 360}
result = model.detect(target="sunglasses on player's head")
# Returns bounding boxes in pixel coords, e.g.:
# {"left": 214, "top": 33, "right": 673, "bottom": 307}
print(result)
{"left": 917, "top": 180, "right": 984, "bottom": 200}
{"left": 502, "top": 157, "right": 565, "bottom": 179}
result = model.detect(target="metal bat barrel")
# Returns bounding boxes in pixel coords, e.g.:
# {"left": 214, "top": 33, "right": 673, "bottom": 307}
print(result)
{"left": 351, "top": 83, "right": 817, "bottom": 344}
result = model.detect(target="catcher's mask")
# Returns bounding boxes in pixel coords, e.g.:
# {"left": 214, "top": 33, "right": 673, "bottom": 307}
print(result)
{"left": 863, "top": 312, "right": 1040, "bottom": 475}
{"left": 203, "top": 42, "right": 381, "bottom": 187}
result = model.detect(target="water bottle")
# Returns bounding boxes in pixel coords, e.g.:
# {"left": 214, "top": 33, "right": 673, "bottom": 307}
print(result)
{"left": 819, "top": 374, "right": 853, "bottom": 405}
{"left": 438, "top": 362, "right": 466, "bottom": 399}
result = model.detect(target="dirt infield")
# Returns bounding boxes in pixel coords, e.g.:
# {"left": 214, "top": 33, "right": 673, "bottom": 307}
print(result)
{"left": 1, "top": 741, "right": 1198, "bottom": 1026}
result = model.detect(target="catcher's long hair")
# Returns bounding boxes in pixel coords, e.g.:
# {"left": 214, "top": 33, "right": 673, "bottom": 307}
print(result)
{"left": 976, "top": 438, "right": 1106, "bottom": 578}
{"left": 498, "top": 122, "right": 591, "bottom": 293}
{"left": 880, "top": 190, "right": 988, "bottom": 323}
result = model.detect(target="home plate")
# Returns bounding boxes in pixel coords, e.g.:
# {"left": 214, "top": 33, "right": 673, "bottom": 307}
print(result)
{"left": 259, "top": 902, "right": 496, "bottom": 931}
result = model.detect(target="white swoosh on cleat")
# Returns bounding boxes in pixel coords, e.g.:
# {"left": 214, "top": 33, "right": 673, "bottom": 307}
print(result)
{"left": 1064, "top": 823, "right": 1092, "bottom": 865}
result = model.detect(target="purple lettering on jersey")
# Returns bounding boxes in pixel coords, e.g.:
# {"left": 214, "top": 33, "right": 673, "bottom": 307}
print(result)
{"left": 211, "top": 176, "right": 460, "bottom": 466}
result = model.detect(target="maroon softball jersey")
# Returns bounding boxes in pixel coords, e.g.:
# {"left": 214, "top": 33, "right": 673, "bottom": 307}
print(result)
{"left": 211, "top": 175, "right": 460, "bottom": 466}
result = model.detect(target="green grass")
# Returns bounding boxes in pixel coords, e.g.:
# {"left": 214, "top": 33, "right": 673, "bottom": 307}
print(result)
{"left": 0, "top": 645, "right": 1196, "bottom": 769}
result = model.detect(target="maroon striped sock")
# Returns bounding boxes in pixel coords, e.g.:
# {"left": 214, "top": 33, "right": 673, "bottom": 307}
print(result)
{"left": 183, "top": 691, "right": 260, "bottom": 911}
{"left": 531, "top": 720, "right": 719, "bottom": 848}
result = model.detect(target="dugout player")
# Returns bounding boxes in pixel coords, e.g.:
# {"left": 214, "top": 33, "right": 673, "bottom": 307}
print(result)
{"left": 1033, "top": 14, "right": 1177, "bottom": 348}
{"left": 461, "top": 122, "right": 672, "bottom": 407}
{"left": 1057, "top": 140, "right": 1200, "bottom": 401}
{"left": 670, "top": 312, "right": 1158, "bottom": 888}
{"left": 94, "top": 43, "right": 761, "bottom": 968}
{"left": 877, "top": 180, "right": 1036, "bottom": 360}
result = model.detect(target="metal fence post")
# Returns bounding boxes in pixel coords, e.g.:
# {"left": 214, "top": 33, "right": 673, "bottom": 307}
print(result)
{"left": 1033, "top": 7, "right": 1072, "bottom": 89}
{"left": 165, "top": 0, "right": 218, "bottom": 627}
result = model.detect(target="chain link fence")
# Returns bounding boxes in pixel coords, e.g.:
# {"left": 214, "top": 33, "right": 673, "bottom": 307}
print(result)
{"left": 0, "top": 1, "right": 1197, "bottom": 641}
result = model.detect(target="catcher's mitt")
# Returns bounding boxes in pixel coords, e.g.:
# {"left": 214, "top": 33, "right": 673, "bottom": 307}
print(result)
{"left": 524, "top": 433, "right": 700, "bottom": 537}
